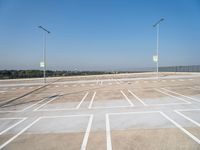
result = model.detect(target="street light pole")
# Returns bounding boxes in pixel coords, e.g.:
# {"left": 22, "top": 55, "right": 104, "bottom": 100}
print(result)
{"left": 38, "top": 26, "right": 50, "bottom": 84}
{"left": 153, "top": 18, "right": 164, "bottom": 80}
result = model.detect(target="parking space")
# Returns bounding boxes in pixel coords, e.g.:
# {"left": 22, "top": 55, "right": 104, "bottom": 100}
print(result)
{"left": 0, "top": 115, "right": 93, "bottom": 150}
{"left": 88, "top": 89, "right": 133, "bottom": 109}
{"left": 106, "top": 111, "right": 200, "bottom": 150}
{"left": 175, "top": 109, "right": 200, "bottom": 140}
{"left": 126, "top": 88, "right": 190, "bottom": 106}
{"left": 34, "top": 92, "right": 89, "bottom": 111}
{"left": 0, "top": 117, "right": 26, "bottom": 148}
{"left": 163, "top": 87, "right": 200, "bottom": 101}
{"left": 0, "top": 73, "right": 200, "bottom": 150}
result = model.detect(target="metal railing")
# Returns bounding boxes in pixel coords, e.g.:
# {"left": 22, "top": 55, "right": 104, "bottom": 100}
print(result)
{"left": 159, "top": 65, "right": 200, "bottom": 72}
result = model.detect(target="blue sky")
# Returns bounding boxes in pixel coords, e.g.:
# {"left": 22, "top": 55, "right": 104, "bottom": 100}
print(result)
{"left": 0, "top": 0, "right": 200, "bottom": 71}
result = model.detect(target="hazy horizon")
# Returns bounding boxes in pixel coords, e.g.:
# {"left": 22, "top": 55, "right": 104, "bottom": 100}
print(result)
{"left": 0, "top": 0, "right": 200, "bottom": 71}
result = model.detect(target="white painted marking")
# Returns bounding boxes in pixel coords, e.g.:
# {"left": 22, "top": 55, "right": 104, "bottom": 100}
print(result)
{"left": 0, "top": 118, "right": 40, "bottom": 149}
{"left": 106, "top": 111, "right": 200, "bottom": 147}
{"left": 88, "top": 92, "right": 96, "bottom": 109}
{"left": 91, "top": 105, "right": 132, "bottom": 109}
{"left": 162, "top": 88, "right": 200, "bottom": 103}
{"left": 160, "top": 112, "right": 200, "bottom": 144}
{"left": 121, "top": 90, "right": 134, "bottom": 106}
{"left": 128, "top": 90, "right": 147, "bottom": 106}
{"left": 0, "top": 98, "right": 48, "bottom": 113}
{"left": 80, "top": 115, "right": 93, "bottom": 150}
{"left": 155, "top": 89, "right": 191, "bottom": 104}
{"left": 0, "top": 118, "right": 26, "bottom": 135}
{"left": 76, "top": 92, "right": 89, "bottom": 109}
{"left": 120, "top": 90, "right": 134, "bottom": 106}
{"left": 106, "top": 114, "right": 112, "bottom": 150}
{"left": 0, "top": 114, "right": 92, "bottom": 149}
{"left": 175, "top": 108, "right": 200, "bottom": 112}
{"left": 33, "top": 96, "right": 58, "bottom": 111}
{"left": 22, "top": 98, "right": 48, "bottom": 111}
{"left": 115, "top": 79, "right": 120, "bottom": 84}
{"left": 174, "top": 110, "right": 200, "bottom": 127}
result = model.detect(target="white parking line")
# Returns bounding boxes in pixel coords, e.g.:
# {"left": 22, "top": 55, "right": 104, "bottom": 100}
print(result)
{"left": 115, "top": 79, "right": 120, "bottom": 84}
{"left": 174, "top": 110, "right": 200, "bottom": 127}
{"left": 160, "top": 112, "right": 200, "bottom": 144}
{"left": 162, "top": 88, "right": 200, "bottom": 103}
{"left": 76, "top": 92, "right": 89, "bottom": 109}
{"left": 0, "top": 118, "right": 40, "bottom": 150}
{"left": 33, "top": 96, "right": 59, "bottom": 111}
{"left": 0, "top": 98, "right": 48, "bottom": 113}
{"left": 128, "top": 90, "right": 147, "bottom": 106}
{"left": 120, "top": 90, "right": 134, "bottom": 106}
{"left": 0, "top": 114, "right": 92, "bottom": 150}
{"left": 155, "top": 89, "right": 191, "bottom": 104}
{"left": 105, "top": 111, "right": 200, "bottom": 150}
{"left": 88, "top": 92, "right": 96, "bottom": 109}
{"left": 0, "top": 118, "right": 27, "bottom": 135}
{"left": 106, "top": 114, "right": 112, "bottom": 150}
{"left": 92, "top": 105, "right": 132, "bottom": 109}
{"left": 22, "top": 98, "right": 48, "bottom": 111}
{"left": 81, "top": 115, "right": 93, "bottom": 150}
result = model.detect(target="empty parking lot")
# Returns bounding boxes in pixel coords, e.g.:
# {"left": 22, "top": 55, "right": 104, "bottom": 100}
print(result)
{"left": 0, "top": 72, "right": 200, "bottom": 150}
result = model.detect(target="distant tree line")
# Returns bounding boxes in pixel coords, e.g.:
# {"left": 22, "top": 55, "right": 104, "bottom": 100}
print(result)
{"left": 0, "top": 70, "right": 115, "bottom": 79}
